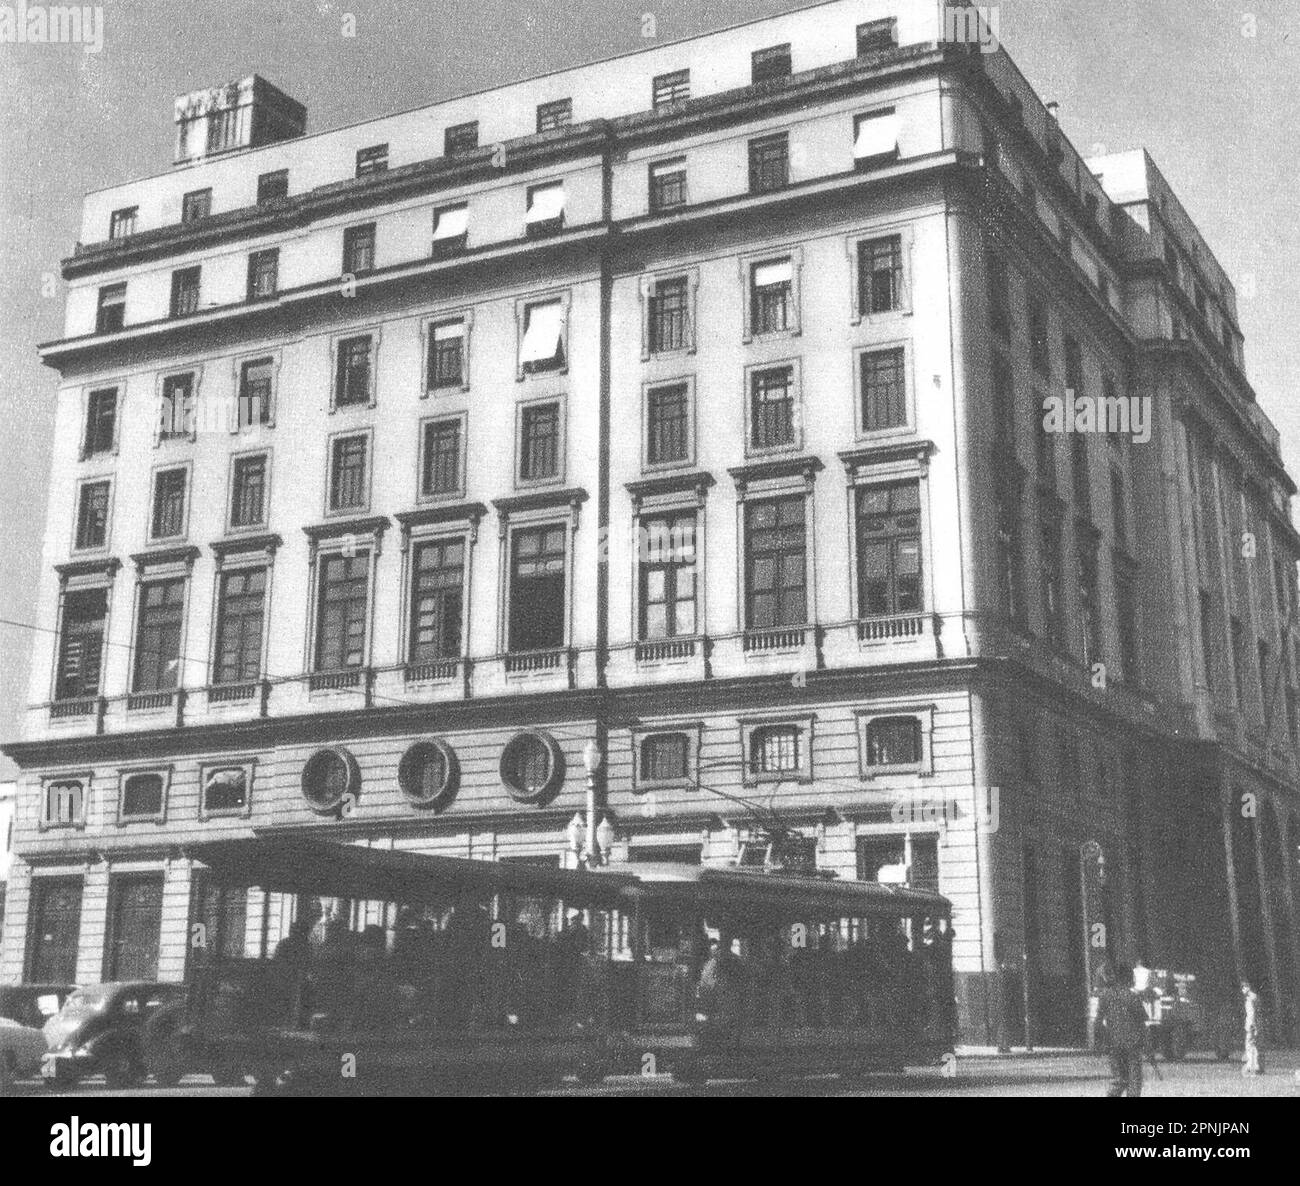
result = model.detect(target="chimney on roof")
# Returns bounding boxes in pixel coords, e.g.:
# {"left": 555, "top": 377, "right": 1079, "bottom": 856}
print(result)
{"left": 173, "top": 75, "right": 307, "bottom": 166}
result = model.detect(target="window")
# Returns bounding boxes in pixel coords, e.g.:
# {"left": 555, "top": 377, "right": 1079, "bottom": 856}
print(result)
{"left": 181, "top": 189, "right": 212, "bottom": 223}
{"left": 987, "top": 253, "right": 1011, "bottom": 339}
{"left": 409, "top": 538, "right": 464, "bottom": 663}
{"left": 858, "top": 235, "right": 904, "bottom": 314}
{"left": 229, "top": 454, "right": 267, "bottom": 529}
{"left": 43, "top": 782, "right": 85, "bottom": 829}
{"left": 1078, "top": 537, "right": 1102, "bottom": 666}
{"left": 334, "top": 334, "right": 374, "bottom": 406}
{"left": 257, "top": 169, "right": 288, "bottom": 203}
{"left": 857, "top": 481, "right": 922, "bottom": 616}
{"left": 169, "top": 267, "right": 200, "bottom": 318}
{"left": 432, "top": 204, "right": 469, "bottom": 253}
{"left": 83, "top": 387, "right": 117, "bottom": 456}
{"left": 860, "top": 348, "right": 907, "bottom": 433}
{"left": 1115, "top": 559, "right": 1140, "bottom": 682}
{"left": 751, "top": 258, "right": 793, "bottom": 334}
{"left": 509, "top": 525, "right": 567, "bottom": 652}
{"left": 109, "top": 207, "right": 137, "bottom": 240}
{"left": 865, "top": 717, "right": 922, "bottom": 768}
{"left": 158, "top": 373, "right": 194, "bottom": 441}
{"left": 519, "top": 402, "right": 561, "bottom": 482}
{"left": 639, "top": 513, "right": 697, "bottom": 640}
{"left": 75, "top": 481, "right": 110, "bottom": 550}
{"left": 96, "top": 283, "right": 126, "bottom": 332}
{"left": 238, "top": 358, "right": 273, "bottom": 428}
{"left": 520, "top": 300, "right": 565, "bottom": 373}
{"left": 399, "top": 741, "right": 457, "bottom": 808}
{"left": 1040, "top": 501, "right": 1066, "bottom": 648}
{"left": 202, "top": 767, "right": 248, "bottom": 815}
{"left": 342, "top": 223, "right": 376, "bottom": 275}
{"left": 120, "top": 773, "right": 165, "bottom": 819}
{"left": 748, "top": 133, "right": 789, "bottom": 193}
{"left": 427, "top": 320, "right": 465, "bottom": 390}
{"left": 639, "top": 733, "right": 690, "bottom": 784}
{"left": 355, "top": 143, "right": 388, "bottom": 176}
{"left": 247, "top": 248, "right": 278, "bottom": 300}
{"left": 421, "top": 417, "right": 462, "bottom": 497}
{"left": 745, "top": 496, "right": 806, "bottom": 629}
{"left": 329, "top": 435, "right": 369, "bottom": 512}
{"left": 853, "top": 108, "right": 899, "bottom": 165}
{"left": 301, "top": 750, "right": 355, "bottom": 813}
{"left": 996, "top": 483, "right": 1023, "bottom": 621}
{"left": 750, "top": 365, "right": 796, "bottom": 450}
{"left": 55, "top": 588, "right": 107, "bottom": 699}
{"left": 207, "top": 107, "right": 240, "bottom": 153}
{"left": 150, "top": 468, "right": 188, "bottom": 539}
{"left": 646, "top": 382, "right": 690, "bottom": 466}
{"left": 749, "top": 724, "right": 801, "bottom": 775}
{"left": 649, "top": 158, "right": 687, "bottom": 212}
{"left": 444, "top": 121, "right": 479, "bottom": 155}
{"left": 500, "top": 732, "right": 563, "bottom": 802}
{"left": 649, "top": 277, "right": 689, "bottom": 353}
{"left": 752, "top": 43, "right": 792, "bottom": 84}
{"left": 133, "top": 578, "right": 185, "bottom": 692}
{"left": 316, "top": 552, "right": 370, "bottom": 670}
{"left": 213, "top": 567, "right": 266, "bottom": 685}
{"left": 1029, "top": 298, "right": 1052, "bottom": 376}
{"left": 537, "top": 98, "right": 572, "bottom": 132}
{"left": 857, "top": 18, "right": 898, "bottom": 55}
{"left": 525, "top": 182, "right": 566, "bottom": 236}
{"left": 653, "top": 69, "right": 690, "bottom": 108}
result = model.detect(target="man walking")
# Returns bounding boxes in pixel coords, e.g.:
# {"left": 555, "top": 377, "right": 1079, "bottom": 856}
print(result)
{"left": 1241, "top": 982, "right": 1264, "bottom": 1076}
{"left": 1096, "top": 963, "right": 1150, "bottom": 1097}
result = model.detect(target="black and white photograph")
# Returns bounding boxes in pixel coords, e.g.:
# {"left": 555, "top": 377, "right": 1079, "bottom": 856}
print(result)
{"left": 0, "top": 0, "right": 1295, "bottom": 1162}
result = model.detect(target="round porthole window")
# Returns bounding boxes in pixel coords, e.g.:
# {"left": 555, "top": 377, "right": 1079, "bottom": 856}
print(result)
{"left": 398, "top": 740, "right": 459, "bottom": 811}
{"left": 301, "top": 747, "right": 360, "bottom": 816}
{"left": 499, "top": 731, "right": 564, "bottom": 804}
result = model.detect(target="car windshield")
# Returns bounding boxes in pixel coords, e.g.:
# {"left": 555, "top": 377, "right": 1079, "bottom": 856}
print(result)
{"left": 61, "top": 988, "right": 111, "bottom": 1015}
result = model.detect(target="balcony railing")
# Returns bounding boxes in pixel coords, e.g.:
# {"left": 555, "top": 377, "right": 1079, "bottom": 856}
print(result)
{"left": 127, "top": 690, "right": 175, "bottom": 712}
{"left": 208, "top": 682, "right": 258, "bottom": 704}
{"left": 504, "top": 649, "right": 568, "bottom": 676}
{"left": 405, "top": 659, "right": 460, "bottom": 684}
{"left": 636, "top": 638, "right": 697, "bottom": 663}
{"left": 308, "top": 669, "right": 364, "bottom": 693}
{"left": 743, "top": 626, "right": 807, "bottom": 653}
{"left": 858, "top": 613, "right": 928, "bottom": 643}
{"left": 50, "top": 697, "right": 98, "bottom": 720}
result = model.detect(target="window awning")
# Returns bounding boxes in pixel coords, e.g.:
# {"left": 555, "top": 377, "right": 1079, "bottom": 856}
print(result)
{"left": 854, "top": 111, "right": 900, "bottom": 159}
{"left": 650, "top": 159, "right": 684, "bottom": 178}
{"left": 753, "top": 259, "right": 793, "bottom": 288}
{"left": 433, "top": 206, "right": 469, "bottom": 240}
{"left": 526, "top": 184, "right": 566, "bottom": 225}
{"left": 433, "top": 320, "right": 465, "bottom": 341}
{"left": 520, "top": 302, "right": 565, "bottom": 364}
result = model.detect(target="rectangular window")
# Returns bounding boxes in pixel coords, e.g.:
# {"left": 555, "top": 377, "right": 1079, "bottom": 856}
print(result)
{"left": 746, "top": 496, "right": 806, "bottom": 629}
{"left": 987, "top": 253, "right": 1011, "bottom": 339}
{"left": 537, "top": 98, "right": 572, "bottom": 132}
{"left": 256, "top": 169, "right": 288, "bottom": 203}
{"left": 409, "top": 538, "right": 464, "bottom": 663}
{"left": 640, "top": 734, "right": 689, "bottom": 783}
{"left": 421, "top": 418, "right": 462, "bottom": 497}
{"left": 83, "top": 387, "right": 117, "bottom": 456}
{"left": 853, "top": 108, "right": 900, "bottom": 164}
{"left": 121, "top": 772, "right": 165, "bottom": 819}
{"left": 150, "top": 468, "right": 188, "bottom": 539}
{"left": 213, "top": 567, "right": 266, "bottom": 685}
{"left": 247, "top": 248, "right": 279, "bottom": 300}
{"left": 444, "top": 121, "right": 479, "bottom": 155}
{"left": 752, "top": 43, "right": 792, "bottom": 84}
{"left": 181, "top": 189, "right": 212, "bottom": 223}
{"left": 509, "top": 525, "right": 567, "bottom": 652}
{"left": 56, "top": 588, "right": 107, "bottom": 699}
{"left": 519, "top": 402, "right": 560, "bottom": 482}
{"left": 639, "top": 513, "right": 697, "bottom": 640}
{"left": 751, "top": 258, "right": 793, "bottom": 334}
{"left": 652, "top": 69, "right": 690, "bottom": 108}
{"left": 857, "top": 18, "right": 898, "bottom": 55}
{"left": 202, "top": 767, "right": 248, "bottom": 815}
{"left": 75, "top": 481, "right": 110, "bottom": 550}
{"left": 170, "top": 267, "right": 200, "bottom": 318}
{"left": 207, "top": 108, "right": 240, "bottom": 153}
{"left": 159, "top": 373, "right": 195, "bottom": 440}
{"left": 646, "top": 383, "right": 690, "bottom": 466}
{"left": 432, "top": 204, "right": 469, "bottom": 253}
{"left": 109, "top": 207, "right": 137, "bottom": 240}
{"left": 860, "top": 348, "right": 907, "bottom": 433}
{"left": 649, "top": 158, "right": 687, "bottom": 212}
{"left": 427, "top": 320, "right": 465, "bottom": 390}
{"left": 329, "top": 435, "right": 369, "bottom": 512}
{"left": 26, "top": 879, "right": 82, "bottom": 983}
{"left": 749, "top": 724, "right": 801, "bottom": 775}
{"left": 859, "top": 235, "right": 904, "bottom": 314}
{"left": 649, "top": 277, "right": 689, "bottom": 353}
{"left": 865, "top": 716, "right": 923, "bottom": 769}
{"left": 1040, "top": 501, "right": 1066, "bottom": 648}
{"left": 748, "top": 133, "right": 789, "bottom": 193}
{"left": 1029, "top": 298, "right": 1052, "bottom": 377}
{"left": 355, "top": 143, "right": 388, "bottom": 176}
{"left": 857, "top": 481, "right": 922, "bottom": 616}
{"left": 525, "top": 182, "right": 566, "bottom": 235}
{"left": 750, "top": 366, "right": 796, "bottom": 450}
{"left": 238, "top": 358, "right": 274, "bottom": 428}
{"left": 229, "top": 454, "right": 267, "bottom": 529}
{"left": 316, "top": 552, "right": 370, "bottom": 670}
{"left": 133, "top": 578, "right": 185, "bottom": 692}
{"left": 96, "top": 283, "right": 126, "bottom": 333}
{"left": 334, "top": 334, "right": 374, "bottom": 406}
{"left": 342, "top": 223, "right": 376, "bottom": 275}
{"left": 520, "top": 300, "right": 565, "bottom": 373}
{"left": 43, "top": 781, "right": 85, "bottom": 828}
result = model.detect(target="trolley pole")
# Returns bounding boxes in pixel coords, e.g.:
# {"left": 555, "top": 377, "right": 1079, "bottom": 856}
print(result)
{"left": 583, "top": 741, "right": 604, "bottom": 869}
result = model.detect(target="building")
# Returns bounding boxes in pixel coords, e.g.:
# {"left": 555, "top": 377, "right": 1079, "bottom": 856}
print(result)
{"left": 1, "top": 0, "right": 1296, "bottom": 1045}
{"left": 0, "top": 781, "right": 14, "bottom": 947}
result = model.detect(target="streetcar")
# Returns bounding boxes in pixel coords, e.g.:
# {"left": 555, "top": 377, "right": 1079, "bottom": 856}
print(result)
{"left": 164, "top": 837, "right": 954, "bottom": 1093}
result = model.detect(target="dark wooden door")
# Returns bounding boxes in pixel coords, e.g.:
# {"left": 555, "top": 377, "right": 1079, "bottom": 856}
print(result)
{"left": 105, "top": 875, "right": 163, "bottom": 981}
{"left": 27, "top": 878, "right": 83, "bottom": 983}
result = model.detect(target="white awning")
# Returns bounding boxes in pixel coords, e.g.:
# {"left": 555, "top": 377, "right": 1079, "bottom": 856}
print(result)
{"left": 854, "top": 111, "right": 900, "bottom": 159}
{"left": 433, "top": 321, "right": 464, "bottom": 341}
{"left": 526, "top": 183, "right": 566, "bottom": 225}
{"left": 433, "top": 205, "right": 468, "bottom": 240}
{"left": 520, "top": 302, "right": 564, "bottom": 364}
{"left": 753, "top": 259, "right": 793, "bottom": 288}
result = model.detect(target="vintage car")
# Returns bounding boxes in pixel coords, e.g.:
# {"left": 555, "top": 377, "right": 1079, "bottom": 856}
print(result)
{"left": 0, "top": 1017, "right": 51, "bottom": 1089}
{"left": 42, "top": 982, "right": 186, "bottom": 1089}
{"left": 0, "top": 984, "right": 77, "bottom": 1029}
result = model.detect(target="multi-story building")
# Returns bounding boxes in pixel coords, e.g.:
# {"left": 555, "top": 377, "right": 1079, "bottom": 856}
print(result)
{"left": 2, "top": 0, "right": 1297, "bottom": 1045}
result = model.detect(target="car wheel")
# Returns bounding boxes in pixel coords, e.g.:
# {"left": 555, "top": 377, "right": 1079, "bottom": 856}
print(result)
{"left": 47, "top": 1062, "right": 78, "bottom": 1090}
{"left": 104, "top": 1054, "right": 143, "bottom": 1090}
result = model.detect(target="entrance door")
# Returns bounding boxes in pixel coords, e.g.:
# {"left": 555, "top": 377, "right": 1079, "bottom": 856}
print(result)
{"left": 105, "top": 874, "right": 164, "bottom": 981}
{"left": 26, "top": 877, "right": 84, "bottom": 983}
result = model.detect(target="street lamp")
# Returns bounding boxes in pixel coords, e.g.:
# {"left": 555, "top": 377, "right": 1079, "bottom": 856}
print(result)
{"left": 582, "top": 741, "right": 604, "bottom": 868}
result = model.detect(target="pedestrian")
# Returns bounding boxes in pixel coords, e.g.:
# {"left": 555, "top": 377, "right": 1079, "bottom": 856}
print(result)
{"left": 1241, "top": 981, "right": 1264, "bottom": 1076}
{"left": 1096, "top": 963, "right": 1149, "bottom": 1097}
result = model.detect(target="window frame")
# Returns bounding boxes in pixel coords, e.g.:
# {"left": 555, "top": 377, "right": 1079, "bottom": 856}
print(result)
{"left": 39, "top": 774, "right": 90, "bottom": 831}
{"left": 325, "top": 428, "right": 374, "bottom": 517}
{"left": 444, "top": 121, "right": 479, "bottom": 156}
{"left": 852, "top": 106, "right": 901, "bottom": 170}
{"left": 116, "top": 767, "right": 171, "bottom": 825}
{"left": 108, "top": 206, "right": 137, "bottom": 241}
{"left": 405, "top": 532, "right": 468, "bottom": 668}
{"left": 180, "top": 188, "right": 212, "bottom": 224}
{"left": 233, "top": 351, "right": 278, "bottom": 431}
{"left": 636, "top": 509, "right": 699, "bottom": 643}
{"left": 648, "top": 156, "right": 688, "bottom": 213}
{"left": 751, "top": 43, "right": 792, "bottom": 85}
{"left": 417, "top": 410, "right": 468, "bottom": 503}
{"left": 96, "top": 282, "right": 126, "bottom": 333}
{"left": 652, "top": 69, "right": 690, "bottom": 109}
{"left": 514, "top": 396, "right": 566, "bottom": 488}
{"left": 169, "top": 266, "right": 201, "bottom": 319}
{"left": 744, "top": 358, "right": 803, "bottom": 457}
{"left": 421, "top": 308, "right": 473, "bottom": 395}
{"left": 81, "top": 384, "right": 120, "bottom": 459}
{"left": 641, "top": 375, "right": 697, "bottom": 472}
{"left": 210, "top": 558, "right": 270, "bottom": 688}
{"left": 747, "top": 132, "right": 790, "bottom": 195}
{"left": 72, "top": 478, "right": 113, "bottom": 553}
{"left": 741, "top": 246, "right": 803, "bottom": 341}
{"left": 155, "top": 368, "right": 199, "bottom": 445}
{"left": 199, "top": 761, "right": 255, "bottom": 822}
{"left": 355, "top": 143, "right": 389, "bottom": 177}
{"left": 147, "top": 462, "right": 192, "bottom": 542}
{"left": 536, "top": 98, "right": 573, "bottom": 132}
{"left": 515, "top": 291, "right": 571, "bottom": 381}
{"left": 857, "top": 18, "right": 898, "bottom": 56}
{"left": 130, "top": 572, "right": 189, "bottom": 695}
{"left": 329, "top": 326, "right": 381, "bottom": 412}
{"left": 848, "top": 225, "right": 914, "bottom": 323}
{"left": 53, "top": 581, "right": 111, "bottom": 702}
{"left": 856, "top": 706, "right": 934, "bottom": 777}
{"left": 341, "top": 222, "right": 377, "bottom": 277}
{"left": 631, "top": 724, "right": 701, "bottom": 793}
{"left": 854, "top": 341, "right": 913, "bottom": 439}
{"left": 256, "top": 169, "right": 289, "bottom": 204}
{"left": 227, "top": 448, "right": 271, "bottom": 533}
{"left": 740, "top": 715, "right": 815, "bottom": 786}
{"left": 246, "top": 247, "right": 279, "bottom": 301}
{"left": 504, "top": 519, "right": 572, "bottom": 655}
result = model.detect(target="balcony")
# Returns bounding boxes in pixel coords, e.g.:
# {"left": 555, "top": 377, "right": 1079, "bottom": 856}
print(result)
{"left": 821, "top": 613, "right": 943, "bottom": 668}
